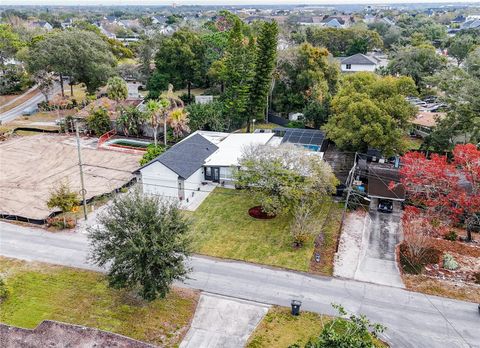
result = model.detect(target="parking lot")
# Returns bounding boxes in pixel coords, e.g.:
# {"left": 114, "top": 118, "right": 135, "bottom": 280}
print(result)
{"left": 0, "top": 134, "right": 141, "bottom": 221}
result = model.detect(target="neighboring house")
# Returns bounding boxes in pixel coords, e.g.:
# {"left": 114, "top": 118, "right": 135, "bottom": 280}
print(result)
{"left": 379, "top": 17, "right": 395, "bottom": 26}
{"left": 461, "top": 19, "right": 480, "bottom": 30}
{"left": 118, "top": 19, "right": 141, "bottom": 29}
{"left": 61, "top": 18, "right": 73, "bottom": 29}
{"left": 339, "top": 53, "right": 379, "bottom": 72}
{"left": 320, "top": 16, "right": 352, "bottom": 28}
{"left": 32, "top": 21, "right": 53, "bottom": 30}
{"left": 104, "top": 16, "right": 117, "bottom": 23}
{"left": 364, "top": 14, "right": 376, "bottom": 24}
{"left": 297, "top": 16, "right": 324, "bottom": 26}
{"left": 410, "top": 111, "right": 445, "bottom": 138}
{"left": 356, "top": 154, "right": 405, "bottom": 212}
{"left": 99, "top": 25, "right": 117, "bottom": 39}
{"left": 159, "top": 25, "right": 175, "bottom": 35}
{"left": 151, "top": 16, "right": 167, "bottom": 25}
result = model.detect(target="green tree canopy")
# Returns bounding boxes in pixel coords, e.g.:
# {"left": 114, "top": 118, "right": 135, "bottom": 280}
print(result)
{"left": 150, "top": 29, "right": 206, "bottom": 99}
{"left": 323, "top": 72, "right": 417, "bottom": 156}
{"left": 235, "top": 143, "right": 338, "bottom": 216}
{"left": 272, "top": 43, "right": 340, "bottom": 118}
{"left": 302, "top": 27, "right": 383, "bottom": 56}
{"left": 186, "top": 100, "right": 227, "bottom": 132}
{"left": 88, "top": 189, "right": 191, "bottom": 301}
{"left": 387, "top": 44, "right": 447, "bottom": 90}
{"left": 106, "top": 76, "right": 128, "bottom": 101}
{"left": 27, "top": 29, "right": 116, "bottom": 93}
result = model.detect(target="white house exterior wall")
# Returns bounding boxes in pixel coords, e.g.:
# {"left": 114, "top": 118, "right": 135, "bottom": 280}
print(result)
{"left": 140, "top": 161, "right": 179, "bottom": 198}
{"left": 183, "top": 168, "right": 205, "bottom": 200}
{"left": 341, "top": 63, "right": 376, "bottom": 72}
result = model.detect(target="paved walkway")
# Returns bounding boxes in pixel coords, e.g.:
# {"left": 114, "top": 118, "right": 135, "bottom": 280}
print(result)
{"left": 0, "top": 221, "right": 479, "bottom": 348}
{"left": 180, "top": 293, "right": 268, "bottom": 348}
{"left": 354, "top": 211, "right": 404, "bottom": 288}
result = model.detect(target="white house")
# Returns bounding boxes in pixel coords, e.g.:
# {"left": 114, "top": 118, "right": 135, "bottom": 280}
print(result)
{"left": 340, "top": 53, "right": 379, "bottom": 72}
{"left": 138, "top": 133, "right": 219, "bottom": 201}
{"left": 137, "top": 129, "right": 327, "bottom": 201}
{"left": 137, "top": 131, "right": 274, "bottom": 200}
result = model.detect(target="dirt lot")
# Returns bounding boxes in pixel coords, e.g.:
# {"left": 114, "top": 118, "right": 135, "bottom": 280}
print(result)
{"left": 0, "top": 134, "right": 141, "bottom": 220}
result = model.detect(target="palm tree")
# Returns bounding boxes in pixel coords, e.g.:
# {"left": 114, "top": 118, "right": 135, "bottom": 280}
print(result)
{"left": 146, "top": 98, "right": 170, "bottom": 146}
{"left": 168, "top": 108, "right": 190, "bottom": 139}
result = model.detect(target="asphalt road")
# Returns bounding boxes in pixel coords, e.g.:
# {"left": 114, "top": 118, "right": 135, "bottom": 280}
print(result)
{"left": 0, "top": 84, "right": 60, "bottom": 123}
{"left": 0, "top": 221, "right": 478, "bottom": 348}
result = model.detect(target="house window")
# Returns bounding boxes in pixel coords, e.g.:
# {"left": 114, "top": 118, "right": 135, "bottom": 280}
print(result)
{"left": 346, "top": 64, "right": 352, "bottom": 70}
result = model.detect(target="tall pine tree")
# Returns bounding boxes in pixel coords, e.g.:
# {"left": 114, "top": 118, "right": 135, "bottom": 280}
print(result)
{"left": 247, "top": 20, "right": 279, "bottom": 131}
{"left": 221, "top": 18, "right": 255, "bottom": 129}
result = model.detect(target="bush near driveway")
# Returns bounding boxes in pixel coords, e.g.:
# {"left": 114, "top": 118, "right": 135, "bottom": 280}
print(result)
{"left": 190, "top": 188, "right": 335, "bottom": 272}
{"left": 0, "top": 257, "right": 198, "bottom": 347}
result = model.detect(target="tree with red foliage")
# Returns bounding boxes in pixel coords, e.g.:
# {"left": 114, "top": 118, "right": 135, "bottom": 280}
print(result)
{"left": 400, "top": 144, "right": 480, "bottom": 242}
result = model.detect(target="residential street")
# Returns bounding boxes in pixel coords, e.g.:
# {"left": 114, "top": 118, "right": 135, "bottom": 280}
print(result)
{"left": 0, "top": 221, "right": 479, "bottom": 348}
{"left": 0, "top": 84, "right": 60, "bottom": 123}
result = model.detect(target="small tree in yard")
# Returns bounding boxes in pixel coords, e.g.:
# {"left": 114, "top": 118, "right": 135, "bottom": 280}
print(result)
{"left": 86, "top": 107, "right": 112, "bottom": 136}
{"left": 400, "top": 143, "right": 480, "bottom": 242}
{"left": 106, "top": 76, "right": 128, "bottom": 101}
{"left": 117, "top": 106, "right": 146, "bottom": 137}
{"left": 88, "top": 189, "right": 191, "bottom": 301}
{"left": 235, "top": 144, "right": 338, "bottom": 246}
{"left": 139, "top": 144, "right": 166, "bottom": 165}
{"left": 47, "top": 181, "right": 79, "bottom": 227}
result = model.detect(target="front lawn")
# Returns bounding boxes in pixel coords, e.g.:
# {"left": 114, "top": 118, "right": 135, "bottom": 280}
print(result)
{"left": 246, "top": 306, "right": 387, "bottom": 348}
{"left": 190, "top": 188, "right": 336, "bottom": 272}
{"left": 0, "top": 257, "right": 199, "bottom": 347}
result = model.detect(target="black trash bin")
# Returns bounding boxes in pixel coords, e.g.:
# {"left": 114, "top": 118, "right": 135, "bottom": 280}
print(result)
{"left": 291, "top": 300, "right": 302, "bottom": 316}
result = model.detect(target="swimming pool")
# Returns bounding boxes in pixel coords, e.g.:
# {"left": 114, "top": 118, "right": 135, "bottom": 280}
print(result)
{"left": 104, "top": 138, "right": 151, "bottom": 149}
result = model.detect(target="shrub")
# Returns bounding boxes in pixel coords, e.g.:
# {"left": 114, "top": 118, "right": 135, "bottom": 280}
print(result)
{"left": 399, "top": 242, "right": 441, "bottom": 274}
{"left": 444, "top": 230, "right": 457, "bottom": 241}
{"left": 47, "top": 216, "right": 76, "bottom": 229}
{"left": 179, "top": 93, "right": 195, "bottom": 105}
{"left": 139, "top": 144, "right": 166, "bottom": 165}
{"left": 0, "top": 276, "right": 8, "bottom": 302}
{"left": 86, "top": 107, "right": 111, "bottom": 136}
{"left": 286, "top": 120, "right": 304, "bottom": 128}
{"left": 442, "top": 253, "right": 459, "bottom": 270}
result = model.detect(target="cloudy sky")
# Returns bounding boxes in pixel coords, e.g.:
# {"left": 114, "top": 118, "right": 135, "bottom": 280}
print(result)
{"left": 3, "top": 0, "right": 478, "bottom": 5}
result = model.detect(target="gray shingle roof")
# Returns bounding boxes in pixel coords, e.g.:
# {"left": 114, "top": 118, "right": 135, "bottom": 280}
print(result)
{"left": 138, "top": 133, "right": 218, "bottom": 179}
{"left": 341, "top": 53, "right": 377, "bottom": 65}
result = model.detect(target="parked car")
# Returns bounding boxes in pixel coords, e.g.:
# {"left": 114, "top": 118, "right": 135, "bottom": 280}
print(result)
{"left": 22, "top": 106, "right": 38, "bottom": 116}
{"left": 378, "top": 199, "right": 393, "bottom": 213}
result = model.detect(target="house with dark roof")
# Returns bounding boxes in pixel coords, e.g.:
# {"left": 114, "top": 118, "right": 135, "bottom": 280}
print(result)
{"left": 136, "top": 131, "right": 276, "bottom": 200}
{"left": 137, "top": 133, "right": 219, "bottom": 200}
{"left": 340, "top": 53, "right": 379, "bottom": 72}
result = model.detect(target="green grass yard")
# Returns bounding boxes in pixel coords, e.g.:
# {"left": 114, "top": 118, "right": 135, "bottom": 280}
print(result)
{"left": 247, "top": 306, "right": 387, "bottom": 348}
{"left": 190, "top": 188, "right": 336, "bottom": 272}
{"left": 0, "top": 257, "right": 198, "bottom": 347}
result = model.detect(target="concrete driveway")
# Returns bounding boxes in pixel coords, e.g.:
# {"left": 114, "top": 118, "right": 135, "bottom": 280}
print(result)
{"left": 180, "top": 293, "right": 269, "bottom": 348}
{"left": 354, "top": 211, "right": 404, "bottom": 288}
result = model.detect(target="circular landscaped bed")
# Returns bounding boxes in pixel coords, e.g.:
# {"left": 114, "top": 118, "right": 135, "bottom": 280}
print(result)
{"left": 248, "top": 206, "right": 276, "bottom": 219}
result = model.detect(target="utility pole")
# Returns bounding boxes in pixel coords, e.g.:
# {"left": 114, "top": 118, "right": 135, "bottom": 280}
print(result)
{"left": 75, "top": 120, "right": 88, "bottom": 220}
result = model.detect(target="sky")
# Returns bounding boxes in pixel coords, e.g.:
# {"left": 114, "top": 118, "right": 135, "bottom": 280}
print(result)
{"left": 3, "top": 0, "right": 480, "bottom": 6}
